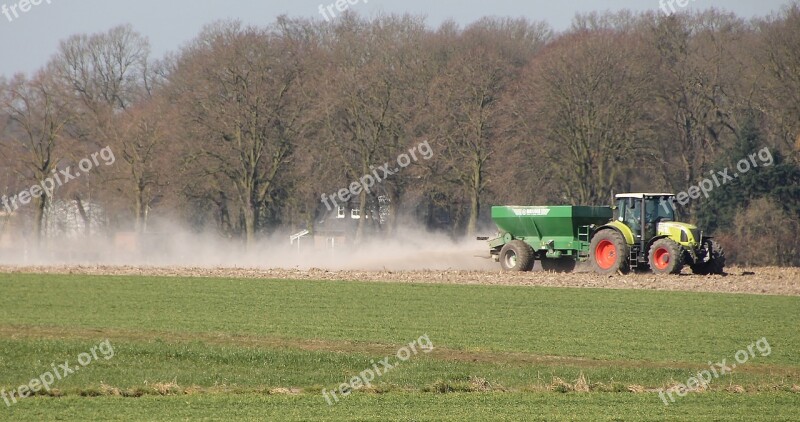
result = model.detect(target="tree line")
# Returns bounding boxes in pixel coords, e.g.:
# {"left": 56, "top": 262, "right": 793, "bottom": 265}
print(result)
{"left": 1, "top": 5, "right": 799, "bottom": 265}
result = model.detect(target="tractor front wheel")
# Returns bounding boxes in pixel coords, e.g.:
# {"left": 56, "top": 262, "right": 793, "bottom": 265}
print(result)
{"left": 649, "top": 238, "right": 684, "bottom": 275}
{"left": 590, "top": 230, "right": 630, "bottom": 275}
{"left": 499, "top": 240, "right": 535, "bottom": 272}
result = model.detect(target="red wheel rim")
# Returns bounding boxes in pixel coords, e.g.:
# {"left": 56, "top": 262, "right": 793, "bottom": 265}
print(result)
{"left": 595, "top": 240, "right": 617, "bottom": 270}
{"left": 653, "top": 247, "right": 670, "bottom": 270}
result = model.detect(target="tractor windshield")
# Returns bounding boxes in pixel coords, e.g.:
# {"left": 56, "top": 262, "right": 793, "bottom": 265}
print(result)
{"left": 647, "top": 196, "right": 676, "bottom": 223}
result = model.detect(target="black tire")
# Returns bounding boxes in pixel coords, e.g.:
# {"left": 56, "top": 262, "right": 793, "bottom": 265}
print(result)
{"left": 691, "top": 239, "right": 726, "bottom": 275}
{"left": 541, "top": 257, "right": 577, "bottom": 273}
{"left": 649, "top": 238, "right": 684, "bottom": 275}
{"left": 499, "top": 240, "right": 535, "bottom": 272}
{"left": 589, "top": 230, "right": 630, "bottom": 275}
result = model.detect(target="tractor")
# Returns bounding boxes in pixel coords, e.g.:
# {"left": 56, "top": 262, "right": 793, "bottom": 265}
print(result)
{"left": 484, "top": 193, "right": 725, "bottom": 275}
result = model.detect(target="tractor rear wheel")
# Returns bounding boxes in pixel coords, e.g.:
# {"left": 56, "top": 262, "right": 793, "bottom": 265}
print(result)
{"left": 499, "top": 240, "right": 535, "bottom": 272}
{"left": 691, "top": 239, "right": 726, "bottom": 275}
{"left": 649, "top": 238, "right": 684, "bottom": 275}
{"left": 541, "top": 258, "right": 577, "bottom": 273}
{"left": 590, "top": 230, "right": 630, "bottom": 275}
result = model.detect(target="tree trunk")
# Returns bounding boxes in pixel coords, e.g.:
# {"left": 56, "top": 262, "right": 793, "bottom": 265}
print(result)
{"left": 355, "top": 189, "right": 367, "bottom": 243}
{"left": 243, "top": 203, "right": 256, "bottom": 248}
{"left": 466, "top": 162, "right": 482, "bottom": 237}
{"left": 33, "top": 196, "right": 46, "bottom": 245}
{"left": 134, "top": 188, "right": 143, "bottom": 233}
{"left": 74, "top": 195, "right": 91, "bottom": 237}
{"left": 467, "top": 191, "right": 479, "bottom": 238}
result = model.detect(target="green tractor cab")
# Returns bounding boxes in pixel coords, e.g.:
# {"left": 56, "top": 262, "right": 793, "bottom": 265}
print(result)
{"left": 485, "top": 193, "right": 725, "bottom": 275}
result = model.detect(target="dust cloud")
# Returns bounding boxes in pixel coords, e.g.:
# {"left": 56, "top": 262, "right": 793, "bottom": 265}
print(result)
{"left": 0, "top": 222, "right": 499, "bottom": 271}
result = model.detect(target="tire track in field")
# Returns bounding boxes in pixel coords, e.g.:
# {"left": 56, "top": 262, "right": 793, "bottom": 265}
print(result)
{"left": 1, "top": 324, "right": 797, "bottom": 377}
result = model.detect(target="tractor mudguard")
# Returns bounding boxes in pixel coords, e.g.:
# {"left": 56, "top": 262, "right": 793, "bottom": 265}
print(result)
{"left": 598, "top": 221, "right": 635, "bottom": 245}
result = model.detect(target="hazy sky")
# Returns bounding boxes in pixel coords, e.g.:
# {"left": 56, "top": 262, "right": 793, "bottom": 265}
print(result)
{"left": 0, "top": 0, "right": 791, "bottom": 77}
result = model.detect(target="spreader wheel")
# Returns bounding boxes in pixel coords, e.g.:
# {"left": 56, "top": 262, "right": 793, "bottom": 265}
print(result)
{"left": 499, "top": 240, "right": 535, "bottom": 272}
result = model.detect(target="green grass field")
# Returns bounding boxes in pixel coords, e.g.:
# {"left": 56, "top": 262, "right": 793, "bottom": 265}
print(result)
{"left": 0, "top": 273, "right": 798, "bottom": 421}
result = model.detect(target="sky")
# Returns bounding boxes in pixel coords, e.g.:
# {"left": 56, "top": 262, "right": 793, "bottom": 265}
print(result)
{"left": 0, "top": 0, "right": 792, "bottom": 77}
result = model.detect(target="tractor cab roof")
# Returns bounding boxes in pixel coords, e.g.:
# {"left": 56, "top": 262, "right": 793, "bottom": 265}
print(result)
{"left": 615, "top": 193, "right": 675, "bottom": 199}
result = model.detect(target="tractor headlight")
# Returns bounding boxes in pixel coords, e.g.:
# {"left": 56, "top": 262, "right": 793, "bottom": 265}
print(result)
{"left": 681, "top": 230, "right": 688, "bottom": 243}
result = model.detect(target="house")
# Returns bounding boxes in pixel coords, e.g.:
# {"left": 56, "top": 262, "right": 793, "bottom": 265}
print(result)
{"left": 313, "top": 196, "right": 388, "bottom": 247}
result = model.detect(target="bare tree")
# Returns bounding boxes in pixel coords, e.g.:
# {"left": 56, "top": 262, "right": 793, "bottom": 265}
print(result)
{"left": 425, "top": 18, "right": 549, "bottom": 236}
{"left": 647, "top": 12, "right": 750, "bottom": 216}
{"left": 757, "top": 3, "right": 800, "bottom": 159}
{"left": 52, "top": 24, "right": 158, "bottom": 232}
{"left": 170, "top": 21, "right": 311, "bottom": 247}
{"left": 522, "top": 30, "right": 653, "bottom": 205}
{"left": 316, "top": 14, "right": 426, "bottom": 241}
{"left": 0, "top": 71, "right": 72, "bottom": 240}
{"left": 114, "top": 96, "right": 173, "bottom": 232}
{"left": 428, "top": 48, "right": 509, "bottom": 236}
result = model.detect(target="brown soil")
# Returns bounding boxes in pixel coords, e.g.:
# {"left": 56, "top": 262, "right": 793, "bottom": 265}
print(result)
{"left": 0, "top": 264, "right": 798, "bottom": 296}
